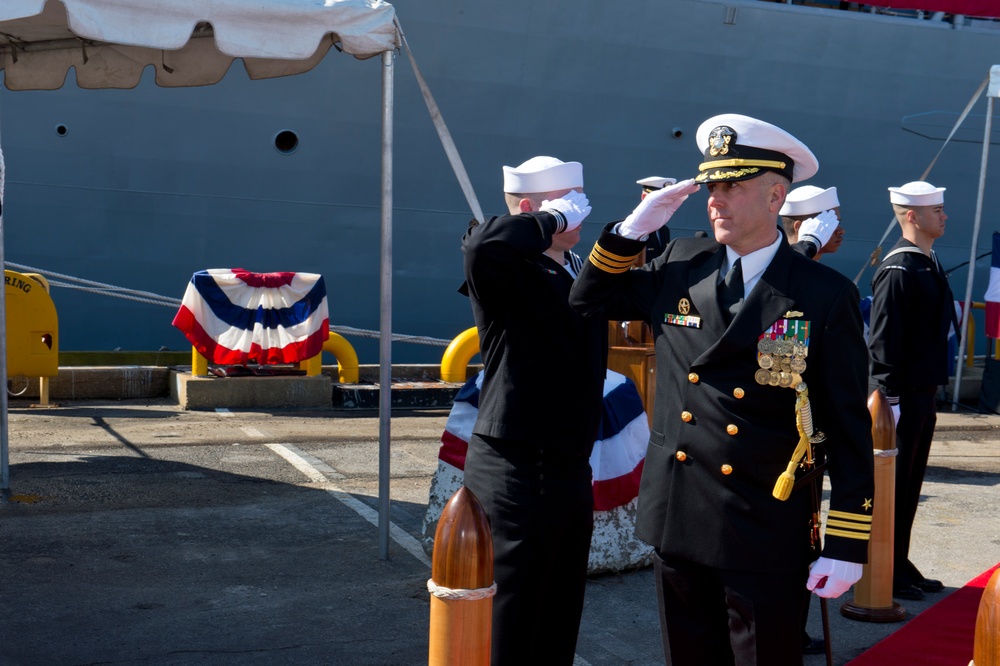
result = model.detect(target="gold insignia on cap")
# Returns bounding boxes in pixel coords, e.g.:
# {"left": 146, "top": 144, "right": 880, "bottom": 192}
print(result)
{"left": 708, "top": 125, "right": 734, "bottom": 156}
{"left": 678, "top": 298, "right": 691, "bottom": 315}
{"left": 784, "top": 310, "right": 804, "bottom": 318}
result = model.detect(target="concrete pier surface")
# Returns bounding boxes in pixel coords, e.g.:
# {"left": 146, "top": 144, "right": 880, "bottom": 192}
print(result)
{"left": 1, "top": 398, "right": 998, "bottom": 665}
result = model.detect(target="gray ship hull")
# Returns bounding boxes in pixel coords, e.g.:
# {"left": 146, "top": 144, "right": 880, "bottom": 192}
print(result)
{"left": 3, "top": 0, "right": 999, "bottom": 363}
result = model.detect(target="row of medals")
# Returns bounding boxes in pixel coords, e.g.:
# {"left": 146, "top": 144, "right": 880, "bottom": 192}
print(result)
{"left": 754, "top": 336, "right": 807, "bottom": 388}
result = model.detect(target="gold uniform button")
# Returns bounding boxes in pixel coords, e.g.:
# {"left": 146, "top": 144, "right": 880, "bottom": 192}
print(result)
{"left": 726, "top": 424, "right": 738, "bottom": 436}
{"left": 681, "top": 411, "right": 693, "bottom": 423}
{"left": 675, "top": 451, "right": 687, "bottom": 462}
{"left": 721, "top": 464, "right": 733, "bottom": 475}
{"left": 688, "top": 372, "right": 699, "bottom": 384}
{"left": 733, "top": 387, "right": 745, "bottom": 399}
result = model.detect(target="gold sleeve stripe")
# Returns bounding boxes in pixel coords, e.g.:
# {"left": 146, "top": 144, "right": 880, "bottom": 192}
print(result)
{"left": 827, "top": 519, "right": 871, "bottom": 533}
{"left": 825, "top": 528, "right": 871, "bottom": 541}
{"left": 828, "top": 510, "right": 873, "bottom": 523}
{"left": 589, "top": 244, "right": 640, "bottom": 274}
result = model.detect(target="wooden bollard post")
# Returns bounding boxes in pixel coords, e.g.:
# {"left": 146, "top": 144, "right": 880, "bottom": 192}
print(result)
{"left": 841, "top": 389, "right": 906, "bottom": 622}
{"left": 971, "top": 568, "right": 1000, "bottom": 666}
{"left": 428, "top": 486, "right": 494, "bottom": 665}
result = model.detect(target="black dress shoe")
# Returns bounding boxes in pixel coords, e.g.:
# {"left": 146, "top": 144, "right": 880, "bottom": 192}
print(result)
{"left": 802, "top": 634, "right": 826, "bottom": 655}
{"left": 914, "top": 577, "right": 944, "bottom": 592}
{"left": 893, "top": 584, "right": 925, "bottom": 601}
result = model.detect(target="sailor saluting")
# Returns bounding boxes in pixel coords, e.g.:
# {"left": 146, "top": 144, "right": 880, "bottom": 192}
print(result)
{"left": 570, "top": 113, "right": 875, "bottom": 666}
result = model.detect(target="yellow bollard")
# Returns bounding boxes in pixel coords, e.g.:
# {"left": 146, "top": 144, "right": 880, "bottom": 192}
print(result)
{"left": 971, "top": 568, "right": 1000, "bottom": 666}
{"left": 428, "top": 486, "right": 493, "bottom": 666}
{"left": 440, "top": 327, "right": 480, "bottom": 383}
{"left": 841, "top": 389, "right": 906, "bottom": 622}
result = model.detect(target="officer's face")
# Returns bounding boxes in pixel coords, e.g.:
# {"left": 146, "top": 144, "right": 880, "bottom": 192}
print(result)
{"left": 705, "top": 175, "right": 785, "bottom": 254}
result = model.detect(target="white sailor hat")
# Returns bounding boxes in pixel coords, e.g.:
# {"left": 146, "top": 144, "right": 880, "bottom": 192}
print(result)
{"left": 637, "top": 176, "right": 677, "bottom": 192}
{"left": 502, "top": 156, "right": 583, "bottom": 193}
{"left": 888, "top": 181, "right": 946, "bottom": 206}
{"left": 694, "top": 114, "right": 818, "bottom": 184}
{"left": 779, "top": 185, "right": 840, "bottom": 217}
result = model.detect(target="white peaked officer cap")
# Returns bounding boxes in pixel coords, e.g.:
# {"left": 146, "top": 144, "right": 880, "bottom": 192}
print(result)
{"left": 502, "top": 156, "right": 583, "bottom": 194}
{"left": 779, "top": 185, "right": 840, "bottom": 216}
{"left": 694, "top": 113, "right": 819, "bottom": 184}
{"left": 888, "top": 181, "right": 946, "bottom": 206}
{"left": 637, "top": 176, "right": 677, "bottom": 191}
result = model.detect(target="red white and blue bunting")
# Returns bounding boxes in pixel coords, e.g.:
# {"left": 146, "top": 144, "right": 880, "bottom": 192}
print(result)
{"left": 172, "top": 268, "right": 329, "bottom": 365}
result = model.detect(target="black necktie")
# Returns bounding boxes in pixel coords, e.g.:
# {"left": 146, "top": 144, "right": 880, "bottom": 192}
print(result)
{"left": 718, "top": 257, "right": 744, "bottom": 324}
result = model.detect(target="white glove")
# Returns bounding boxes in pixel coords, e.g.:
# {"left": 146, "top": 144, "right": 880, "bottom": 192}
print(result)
{"left": 541, "top": 190, "right": 591, "bottom": 232}
{"left": 619, "top": 179, "right": 700, "bottom": 239}
{"left": 807, "top": 557, "right": 863, "bottom": 599}
{"left": 797, "top": 209, "right": 839, "bottom": 249}
{"left": 891, "top": 404, "right": 901, "bottom": 427}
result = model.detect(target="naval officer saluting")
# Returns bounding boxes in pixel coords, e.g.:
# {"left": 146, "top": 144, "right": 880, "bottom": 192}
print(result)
{"left": 570, "top": 114, "right": 875, "bottom": 665}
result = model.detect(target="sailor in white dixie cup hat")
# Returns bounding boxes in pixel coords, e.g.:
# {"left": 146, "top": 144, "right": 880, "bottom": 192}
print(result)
{"left": 779, "top": 185, "right": 844, "bottom": 260}
{"left": 461, "top": 154, "right": 605, "bottom": 665}
{"left": 868, "top": 178, "right": 954, "bottom": 604}
{"left": 570, "top": 113, "right": 875, "bottom": 665}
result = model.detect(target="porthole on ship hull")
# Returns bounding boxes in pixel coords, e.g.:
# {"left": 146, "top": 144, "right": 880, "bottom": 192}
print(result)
{"left": 274, "top": 130, "right": 299, "bottom": 154}
{"left": 55, "top": 124, "right": 68, "bottom": 137}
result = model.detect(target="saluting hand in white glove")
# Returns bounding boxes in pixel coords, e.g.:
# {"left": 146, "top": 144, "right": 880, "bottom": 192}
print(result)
{"left": 541, "top": 190, "right": 591, "bottom": 232}
{"left": 807, "top": 556, "right": 863, "bottom": 599}
{"left": 619, "top": 179, "right": 700, "bottom": 240}
{"left": 798, "top": 209, "right": 839, "bottom": 249}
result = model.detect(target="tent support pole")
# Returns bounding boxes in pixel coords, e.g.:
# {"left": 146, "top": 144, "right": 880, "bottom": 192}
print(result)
{"left": 953, "top": 69, "right": 999, "bottom": 411}
{"left": 1, "top": 95, "right": 8, "bottom": 494}
{"left": 378, "top": 48, "right": 394, "bottom": 559}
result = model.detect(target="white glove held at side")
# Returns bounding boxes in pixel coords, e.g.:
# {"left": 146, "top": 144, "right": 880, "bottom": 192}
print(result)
{"left": 891, "top": 404, "right": 901, "bottom": 427}
{"left": 807, "top": 557, "right": 863, "bottom": 599}
{"left": 797, "top": 209, "right": 839, "bottom": 249}
{"left": 541, "top": 190, "right": 591, "bottom": 232}
{"left": 619, "top": 179, "right": 700, "bottom": 239}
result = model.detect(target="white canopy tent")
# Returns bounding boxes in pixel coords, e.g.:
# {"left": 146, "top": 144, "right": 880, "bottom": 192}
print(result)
{"left": 0, "top": 0, "right": 401, "bottom": 559}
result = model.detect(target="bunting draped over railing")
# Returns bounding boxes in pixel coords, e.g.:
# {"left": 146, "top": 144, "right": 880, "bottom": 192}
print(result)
{"left": 172, "top": 268, "right": 329, "bottom": 366}
{"left": 438, "top": 369, "right": 649, "bottom": 511}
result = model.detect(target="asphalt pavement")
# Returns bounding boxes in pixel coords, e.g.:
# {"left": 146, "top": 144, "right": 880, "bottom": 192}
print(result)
{"left": 1, "top": 398, "right": 998, "bottom": 665}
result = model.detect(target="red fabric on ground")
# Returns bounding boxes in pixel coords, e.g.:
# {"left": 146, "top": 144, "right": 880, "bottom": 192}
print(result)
{"left": 847, "top": 563, "right": 1000, "bottom": 665}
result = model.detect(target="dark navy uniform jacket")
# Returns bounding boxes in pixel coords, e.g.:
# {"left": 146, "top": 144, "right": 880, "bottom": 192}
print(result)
{"left": 868, "top": 238, "right": 958, "bottom": 399}
{"left": 569, "top": 224, "right": 874, "bottom": 572}
{"left": 461, "top": 211, "right": 608, "bottom": 452}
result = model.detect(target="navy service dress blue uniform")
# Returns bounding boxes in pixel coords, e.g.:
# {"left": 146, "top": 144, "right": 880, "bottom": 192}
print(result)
{"left": 570, "top": 114, "right": 874, "bottom": 666}
{"left": 460, "top": 156, "right": 607, "bottom": 666}
{"left": 869, "top": 207, "right": 957, "bottom": 598}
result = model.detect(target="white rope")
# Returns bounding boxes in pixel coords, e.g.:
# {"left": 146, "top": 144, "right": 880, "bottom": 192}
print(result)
{"left": 427, "top": 579, "right": 497, "bottom": 601}
{"left": 874, "top": 448, "right": 898, "bottom": 458}
{"left": 3, "top": 261, "right": 455, "bottom": 348}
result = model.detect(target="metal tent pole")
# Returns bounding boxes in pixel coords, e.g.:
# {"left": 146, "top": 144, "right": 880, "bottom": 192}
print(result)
{"left": 953, "top": 65, "right": 1000, "bottom": 411}
{"left": 378, "top": 48, "right": 394, "bottom": 559}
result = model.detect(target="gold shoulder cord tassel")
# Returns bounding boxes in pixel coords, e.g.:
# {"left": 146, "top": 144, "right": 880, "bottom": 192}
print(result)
{"left": 772, "top": 384, "right": 825, "bottom": 501}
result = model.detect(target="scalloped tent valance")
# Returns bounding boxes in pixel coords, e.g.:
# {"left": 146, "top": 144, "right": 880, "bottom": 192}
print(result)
{"left": 0, "top": 0, "right": 399, "bottom": 90}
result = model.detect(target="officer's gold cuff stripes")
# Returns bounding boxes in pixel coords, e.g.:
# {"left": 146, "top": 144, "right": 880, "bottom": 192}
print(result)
{"left": 588, "top": 243, "right": 640, "bottom": 274}
{"left": 825, "top": 510, "right": 872, "bottom": 541}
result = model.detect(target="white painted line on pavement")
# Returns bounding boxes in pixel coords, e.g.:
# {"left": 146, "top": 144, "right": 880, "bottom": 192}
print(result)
{"left": 241, "top": 427, "right": 266, "bottom": 439}
{"left": 265, "top": 443, "right": 431, "bottom": 568}
{"left": 215, "top": 408, "right": 234, "bottom": 416}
